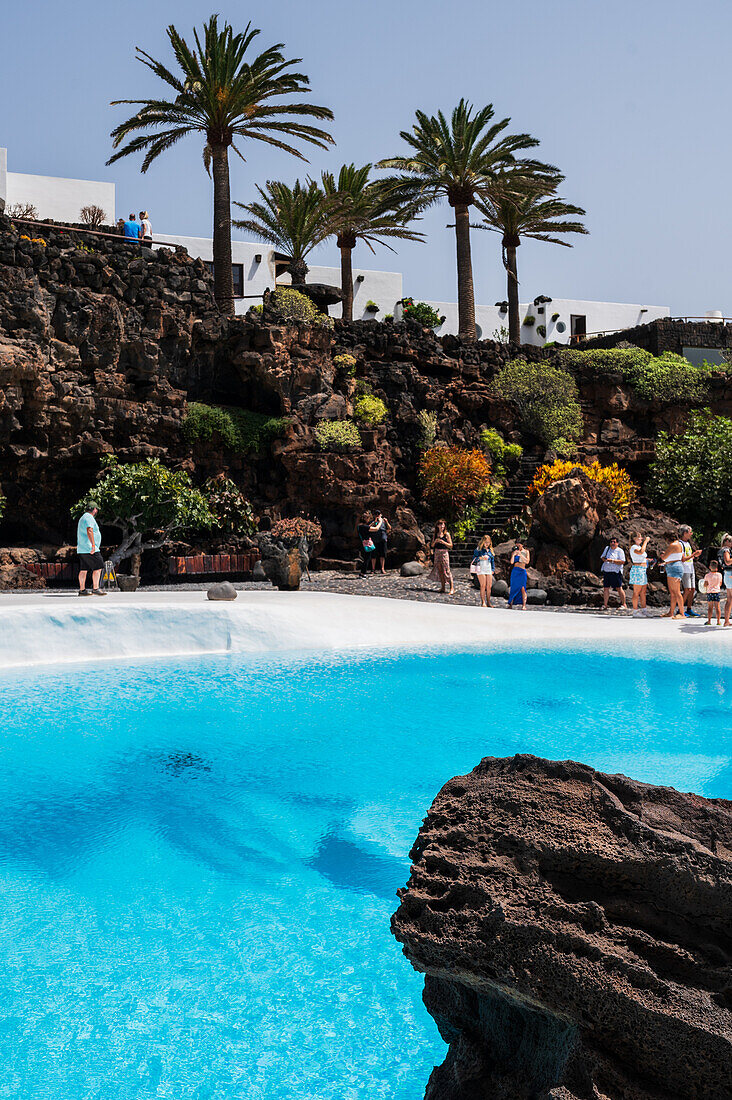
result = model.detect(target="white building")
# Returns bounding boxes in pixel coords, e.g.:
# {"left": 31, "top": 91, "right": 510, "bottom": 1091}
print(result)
{"left": 0, "top": 147, "right": 670, "bottom": 343}
{"left": 0, "top": 148, "right": 115, "bottom": 226}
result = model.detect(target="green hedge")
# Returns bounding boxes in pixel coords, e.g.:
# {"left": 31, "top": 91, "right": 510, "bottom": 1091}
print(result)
{"left": 492, "top": 360, "right": 583, "bottom": 446}
{"left": 561, "top": 347, "right": 722, "bottom": 404}
{"left": 313, "top": 419, "right": 361, "bottom": 451}
{"left": 353, "top": 394, "right": 387, "bottom": 425}
{"left": 183, "top": 403, "right": 288, "bottom": 455}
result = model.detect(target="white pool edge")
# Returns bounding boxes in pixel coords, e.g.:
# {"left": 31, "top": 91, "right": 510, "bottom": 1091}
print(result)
{"left": 1, "top": 591, "right": 731, "bottom": 670}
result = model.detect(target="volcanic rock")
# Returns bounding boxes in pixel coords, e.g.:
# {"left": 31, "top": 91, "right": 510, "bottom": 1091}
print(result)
{"left": 206, "top": 581, "right": 237, "bottom": 601}
{"left": 258, "top": 535, "right": 304, "bottom": 590}
{"left": 400, "top": 560, "right": 425, "bottom": 577}
{"left": 532, "top": 470, "right": 612, "bottom": 554}
{"left": 393, "top": 754, "right": 732, "bottom": 1100}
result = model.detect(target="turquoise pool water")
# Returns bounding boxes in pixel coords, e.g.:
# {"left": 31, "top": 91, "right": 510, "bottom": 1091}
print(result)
{"left": 0, "top": 647, "right": 730, "bottom": 1099}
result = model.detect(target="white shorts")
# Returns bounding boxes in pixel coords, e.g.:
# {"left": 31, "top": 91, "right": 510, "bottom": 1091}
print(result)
{"left": 476, "top": 561, "right": 493, "bottom": 576}
{"left": 681, "top": 572, "right": 695, "bottom": 590}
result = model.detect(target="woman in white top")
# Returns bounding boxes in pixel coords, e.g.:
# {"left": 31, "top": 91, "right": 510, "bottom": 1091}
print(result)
{"left": 660, "top": 536, "right": 685, "bottom": 620}
{"left": 629, "top": 532, "right": 651, "bottom": 616}
{"left": 720, "top": 534, "right": 732, "bottom": 627}
{"left": 139, "top": 210, "right": 153, "bottom": 244}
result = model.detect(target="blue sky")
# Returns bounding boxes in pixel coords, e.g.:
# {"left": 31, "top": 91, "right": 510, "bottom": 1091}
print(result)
{"left": 3, "top": 0, "right": 729, "bottom": 314}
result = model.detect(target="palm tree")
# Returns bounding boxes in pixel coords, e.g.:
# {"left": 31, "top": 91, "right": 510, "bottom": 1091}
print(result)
{"left": 378, "top": 100, "right": 549, "bottom": 340}
{"left": 233, "top": 178, "right": 330, "bottom": 284}
{"left": 107, "top": 16, "right": 334, "bottom": 315}
{"left": 320, "top": 164, "right": 424, "bottom": 320}
{"left": 476, "top": 172, "right": 587, "bottom": 344}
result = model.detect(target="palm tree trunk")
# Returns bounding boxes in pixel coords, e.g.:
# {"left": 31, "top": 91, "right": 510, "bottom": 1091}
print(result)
{"left": 340, "top": 244, "right": 354, "bottom": 321}
{"left": 506, "top": 245, "right": 520, "bottom": 344}
{"left": 211, "top": 143, "right": 234, "bottom": 316}
{"left": 289, "top": 259, "right": 308, "bottom": 285}
{"left": 453, "top": 203, "right": 476, "bottom": 340}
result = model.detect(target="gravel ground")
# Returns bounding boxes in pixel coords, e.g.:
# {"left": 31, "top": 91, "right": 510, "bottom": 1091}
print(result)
{"left": 97, "top": 568, "right": 682, "bottom": 618}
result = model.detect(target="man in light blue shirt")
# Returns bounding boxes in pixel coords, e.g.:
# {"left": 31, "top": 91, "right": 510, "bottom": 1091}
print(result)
{"left": 77, "top": 503, "right": 107, "bottom": 596}
{"left": 123, "top": 214, "right": 141, "bottom": 240}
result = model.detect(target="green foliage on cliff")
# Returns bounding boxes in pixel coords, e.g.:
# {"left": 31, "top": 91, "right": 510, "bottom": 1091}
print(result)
{"left": 0, "top": 491, "right": 5, "bottom": 521}
{"left": 73, "top": 455, "right": 214, "bottom": 564}
{"left": 492, "top": 359, "right": 583, "bottom": 446}
{"left": 313, "top": 419, "right": 361, "bottom": 451}
{"left": 648, "top": 410, "right": 732, "bottom": 538}
{"left": 402, "top": 298, "right": 443, "bottom": 327}
{"left": 561, "top": 347, "right": 718, "bottom": 404}
{"left": 417, "top": 410, "right": 438, "bottom": 449}
{"left": 353, "top": 394, "right": 388, "bottom": 425}
{"left": 183, "top": 403, "right": 288, "bottom": 455}
{"left": 203, "top": 476, "right": 256, "bottom": 535}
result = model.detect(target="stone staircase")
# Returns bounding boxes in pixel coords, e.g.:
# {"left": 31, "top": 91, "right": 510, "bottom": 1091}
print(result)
{"left": 451, "top": 456, "right": 540, "bottom": 566}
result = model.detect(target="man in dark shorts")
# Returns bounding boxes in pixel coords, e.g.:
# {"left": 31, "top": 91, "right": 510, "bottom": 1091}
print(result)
{"left": 600, "top": 536, "right": 628, "bottom": 612}
{"left": 77, "top": 503, "right": 107, "bottom": 596}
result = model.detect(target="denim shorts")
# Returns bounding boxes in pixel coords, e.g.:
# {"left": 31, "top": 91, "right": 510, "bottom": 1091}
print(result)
{"left": 665, "top": 562, "right": 684, "bottom": 580}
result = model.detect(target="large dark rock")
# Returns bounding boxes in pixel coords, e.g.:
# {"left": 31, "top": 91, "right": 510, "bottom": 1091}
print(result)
{"left": 532, "top": 470, "right": 612, "bottom": 555}
{"left": 257, "top": 534, "right": 306, "bottom": 590}
{"left": 393, "top": 754, "right": 732, "bottom": 1100}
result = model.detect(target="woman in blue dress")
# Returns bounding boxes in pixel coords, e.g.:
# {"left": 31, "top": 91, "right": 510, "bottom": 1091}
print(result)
{"left": 508, "top": 541, "right": 530, "bottom": 609}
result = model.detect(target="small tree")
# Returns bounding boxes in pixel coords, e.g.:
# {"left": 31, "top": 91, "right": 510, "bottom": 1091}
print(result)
{"left": 6, "top": 202, "right": 38, "bottom": 219}
{"left": 79, "top": 204, "right": 108, "bottom": 228}
{"left": 73, "top": 455, "right": 214, "bottom": 572}
{"left": 203, "top": 476, "right": 256, "bottom": 535}
{"left": 420, "top": 445, "right": 493, "bottom": 518}
{"left": 648, "top": 411, "right": 732, "bottom": 539}
{"left": 492, "top": 358, "right": 583, "bottom": 446}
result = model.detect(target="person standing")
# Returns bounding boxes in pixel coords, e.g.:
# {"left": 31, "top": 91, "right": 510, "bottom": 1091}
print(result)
{"left": 600, "top": 536, "right": 628, "bottom": 611}
{"left": 679, "top": 525, "right": 702, "bottom": 617}
{"left": 471, "top": 536, "right": 495, "bottom": 608}
{"left": 660, "top": 535, "right": 685, "bottom": 620}
{"left": 369, "top": 510, "right": 391, "bottom": 575}
{"left": 77, "top": 503, "right": 107, "bottom": 596}
{"left": 123, "top": 213, "right": 141, "bottom": 241}
{"left": 139, "top": 210, "right": 153, "bottom": 245}
{"left": 704, "top": 561, "right": 723, "bottom": 626}
{"left": 508, "top": 541, "right": 530, "bottom": 609}
{"left": 357, "top": 512, "right": 375, "bottom": 576}
{"left": 428, "top": 519, "right": 454, "bottom": 595}
{"left": 721, "top": 534, "right": 732, "bottom": 627}
{"left": 629, "top": 533, "right": 651, "bottom": 617}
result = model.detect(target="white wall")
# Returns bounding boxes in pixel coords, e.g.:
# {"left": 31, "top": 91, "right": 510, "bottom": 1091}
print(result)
{"left": 6, "top": 169, "right": 115, "bottom": 224}
{"left": 156, "top": 232, "right": 403, "bottom": 318}
{"left": 421, "top": 297, "right": 670, "bottom": 343}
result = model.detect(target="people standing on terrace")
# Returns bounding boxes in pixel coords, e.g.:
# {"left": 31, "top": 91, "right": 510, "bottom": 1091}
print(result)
{"left": 357, "top": 512, "right": 375, "bottom": 576}
{"left": 679, "top": 524, "right": 702, "bottom": 618}
{"left": 139, "top": 210, "right": 153, "bottom": 245}
{"left": 369, "top": 510, "right": 391, "bottom": 575}
{"left": 428, "top": 519, "right": 454, "bottom": 596}
{"left": 471, "top": 536, "right": 495, "bottom": 608}
{"left": 600, "top": 537, "right": 628, "bottom": 612}
{"left": 123, "top": 213, "right": 140, "bottom": 240}
{"left": 661, "top": 535, "right": 686, "bottom": 620}
{"left": 629, "top": 533, "right": 651, "bottom": 617}
{"left": 704, "top": 561, "right": 723, "bottom": 626}
{"left": 77, "top": 503, "right": 107, "bottom": 596}
{"left": 720, "top": 535, "right": 732, "bottom": 627}
{"left": 508, "top": 541, "right": 530, "bottom": 609}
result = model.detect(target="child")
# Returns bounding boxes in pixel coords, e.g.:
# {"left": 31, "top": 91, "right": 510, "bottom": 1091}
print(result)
{"left": 705, "top": 560, "right": 723, "bottom": 625}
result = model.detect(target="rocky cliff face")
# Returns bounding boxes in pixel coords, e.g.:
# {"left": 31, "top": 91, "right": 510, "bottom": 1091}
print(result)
{"left": 393, "top": 755, "right": 732, "bottom": 1100}
{"left": 0, "top": 214, "right": 714, "bottom": 562}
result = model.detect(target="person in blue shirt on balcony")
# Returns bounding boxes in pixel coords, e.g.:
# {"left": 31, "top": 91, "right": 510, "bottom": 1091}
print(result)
{"left": 123, "top": 213, "right": 141, "bottom": 240}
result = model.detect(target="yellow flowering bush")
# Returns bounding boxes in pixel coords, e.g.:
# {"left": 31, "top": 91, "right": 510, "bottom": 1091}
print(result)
{"left": 529, "top": 459, "right": 638, "bottom": 517}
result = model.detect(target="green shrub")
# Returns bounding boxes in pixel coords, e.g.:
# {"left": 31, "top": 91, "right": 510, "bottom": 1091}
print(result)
{"left": 0, "top": 490, "right": 4, "bottom": 520}
{"left": 353, "top": 394, "right": 387, "bottom": 425}
{"left": 383, "top": 313, "right": 394, "bottom": 322}
{"left": 492, "top": 359, "right": 583, "bottom": 446}
{"left": 561, "top": 347, "right": 717, "bottom": 404}
{"left": 536, "top": 324, "right": 546, "bottom": 338}
{"left": 503, "top": 442, "right": 523, "bottom": 464}
{"left": 313, "top": 419, "right": 361, "bottom": 451}
{"left": 648, "top": 410, "right": 732, "bottom": 538}
{"left": 266, "top": 287, "right": 319, "bottom": 323}
{"left": 183, "top": 403, "right": 288, "bottom": 455}
{"left": 334, "top": 353, "right": 357, "bottom": 376}
{"left": 453, "top": 487, "right": 503, "bottom": 541}
{"left": 523, "top": 315, "right": 535, "bottom": 327}
{"left": 553, "top": 437, "right": 578, "bottom": 458}
{"left": 418, "top": 409, "right": 438, "bottom": 449}
{"left": 402, "top": 298, "right": 443, "bottom": 328}
{"left": 203, "top": 477, "right": 256, "bottom": 535}
{"left": 480, "top": 428, "right": 505, "bottom": 458}
{"left": 365, "top": 299, "right": 379, "bottom": 312}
